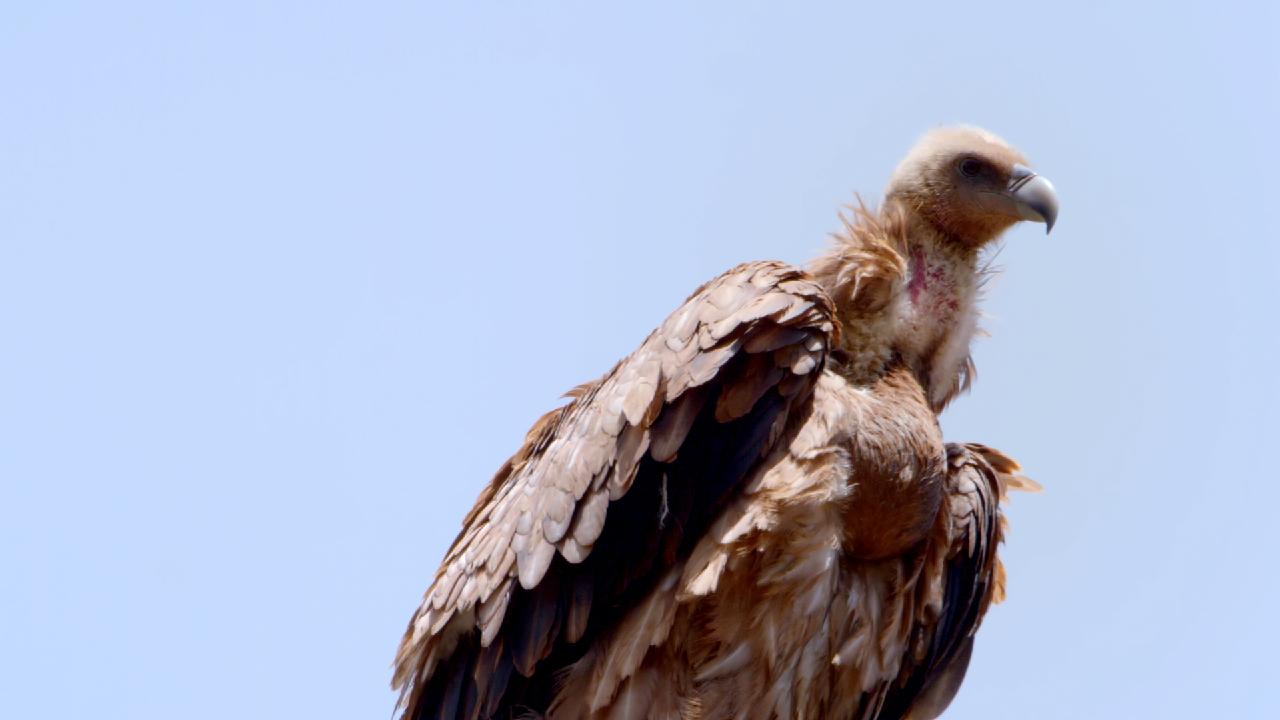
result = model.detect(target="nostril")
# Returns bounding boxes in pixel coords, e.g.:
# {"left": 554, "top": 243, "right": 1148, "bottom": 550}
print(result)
{"left": 1009, "top": 164, "right": 1036, "bottom": 184}
{"left": 1007, "top": 165, "right": 1039, "bottom": 193}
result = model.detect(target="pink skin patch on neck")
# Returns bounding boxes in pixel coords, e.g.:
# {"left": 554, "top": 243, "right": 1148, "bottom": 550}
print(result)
{"left": 907, "top": 245, "right": 928, "bottom": 303}
{"left": 907, "top": 245, "right": 961, "bottom": 315}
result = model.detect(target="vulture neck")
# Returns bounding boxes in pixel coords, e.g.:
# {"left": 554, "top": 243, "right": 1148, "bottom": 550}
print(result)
{"left": 810, "top": 202, "right": 985, "bottom": 412}
{"left": 894, "top": 215, "right": 982, "bottom": 412}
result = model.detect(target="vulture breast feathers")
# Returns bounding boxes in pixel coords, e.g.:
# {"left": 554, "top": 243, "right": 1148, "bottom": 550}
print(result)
{"left": 394, "top": 126, "right": 1054, "bottom": 720}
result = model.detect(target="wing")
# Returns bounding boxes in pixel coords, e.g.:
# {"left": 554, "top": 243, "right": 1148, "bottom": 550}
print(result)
{"left": 393, "top": 261, "right": 837, "bottom": 720}
{"left": 878, "top": 443, "right": 1039, "bottom": 720}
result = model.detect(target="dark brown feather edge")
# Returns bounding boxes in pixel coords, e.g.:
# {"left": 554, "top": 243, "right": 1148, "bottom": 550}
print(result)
{"left": 875, "top": 442, "right": 1028, "bottom": 719}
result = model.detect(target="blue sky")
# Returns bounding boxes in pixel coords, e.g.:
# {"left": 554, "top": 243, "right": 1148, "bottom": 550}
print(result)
{"left": 2, "top": 2, "right": 1277, "bottom": 718}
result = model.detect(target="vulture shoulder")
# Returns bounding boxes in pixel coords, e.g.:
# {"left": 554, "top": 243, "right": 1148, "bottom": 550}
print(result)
{"left": 393, "top": 261, "right": 837, "bottom": 720}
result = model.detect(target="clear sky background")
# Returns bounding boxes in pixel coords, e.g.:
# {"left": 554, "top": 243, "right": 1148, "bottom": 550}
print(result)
{"left": 3, "top": 2, "right": 1277, "bottom": 718}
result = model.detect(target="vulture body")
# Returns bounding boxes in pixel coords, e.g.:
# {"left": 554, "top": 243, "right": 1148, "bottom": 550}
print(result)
{"left": 394, "top": 127, "right": 1056, "bottom": 720}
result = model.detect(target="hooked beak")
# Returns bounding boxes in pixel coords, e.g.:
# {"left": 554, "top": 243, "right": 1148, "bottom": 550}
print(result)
{"left": 1005, "top": 164, "right": 1058, "bottom": 233}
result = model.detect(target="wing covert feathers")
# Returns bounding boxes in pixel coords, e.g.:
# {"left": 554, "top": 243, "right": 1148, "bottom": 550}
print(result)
{"left": 393, "top": 261, "right": 835, "bottom": 719}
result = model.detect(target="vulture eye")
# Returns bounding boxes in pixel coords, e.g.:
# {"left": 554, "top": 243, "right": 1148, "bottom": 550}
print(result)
{"left": 958, "top": 158, "right": 983, "bottom": 178}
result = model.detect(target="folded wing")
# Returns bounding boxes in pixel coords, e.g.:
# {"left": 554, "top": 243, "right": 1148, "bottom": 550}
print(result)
{"left": 878, "top": 443, "right": 1038, "bottom": 720}
{"left": 393, "top": 261, "right": 837, "bottom": 720}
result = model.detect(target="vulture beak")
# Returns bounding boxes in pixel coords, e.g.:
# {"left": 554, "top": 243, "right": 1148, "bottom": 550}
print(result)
{"left": 1005, "top": 164, "right": 1058, "bottom": 233}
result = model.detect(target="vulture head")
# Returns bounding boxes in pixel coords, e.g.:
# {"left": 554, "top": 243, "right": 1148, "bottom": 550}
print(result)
{"left": 885, "top": 126, "right": 1058, "bottom": 247}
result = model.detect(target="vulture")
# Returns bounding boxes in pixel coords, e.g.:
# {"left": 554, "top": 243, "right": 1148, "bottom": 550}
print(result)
{"left": 393, "top": 126, "right": 1056, "bottom": 720}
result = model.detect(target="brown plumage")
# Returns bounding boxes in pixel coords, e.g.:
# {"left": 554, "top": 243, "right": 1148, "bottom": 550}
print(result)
{"left": 393, "top": 126, "right": 1055, "bottom": 719}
